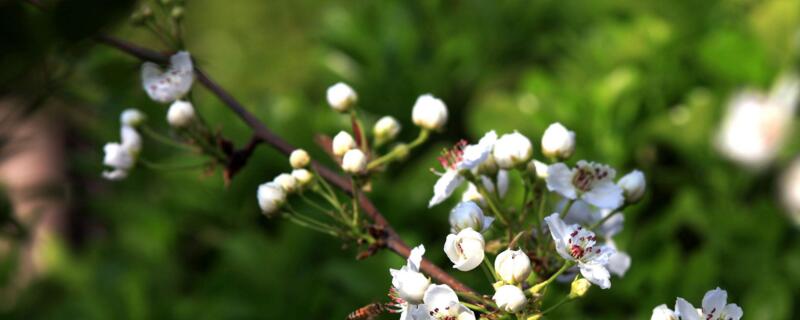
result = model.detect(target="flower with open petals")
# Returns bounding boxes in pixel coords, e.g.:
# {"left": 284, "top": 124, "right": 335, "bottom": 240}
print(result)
{"left": 544, "top": 213, "right": 614, "bottom": 289}
{"left": 444, "top": 228, "right": 485, "bottom": 272}
{"left": 675, "top": 288, "right": 743, "bottom": 320}
{"left": 428, "top": 131, "right": 497, "bottom": 207}
{"left": 390, "top": 245, "right": 431, "bottom": 305}
{"left": 547, "top": 160, "right": 624, "bottom": 209}
{"left": 422, "top": 284, "right": 475, "bottom": 320}
{"left": 141, "top": 51, "right": 194, "bottom": 103}
{"left": 558, "top": 200, "right": 630, "bottom": 277}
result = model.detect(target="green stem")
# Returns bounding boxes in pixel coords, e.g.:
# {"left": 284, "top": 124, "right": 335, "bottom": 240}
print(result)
{"left": 461, "top": 302, "right": 490, "bottom": 314}
{"left": 482, "top": 256, "right": 499, "bottom": 282}
{"left": 141, "top": 125, "right": 197, "bottom": 152}
{"left": 350, "top": 178, "right": 360, "bottom": 227}
{"left": 540, "top": 296, "right": 573, "bottom": 315}
{"left": 559, "top": 199, "right": 575, "bottom": 219}
{"left": 529, "top": 261, "right": 573, "bottom": 294}
{"left": 367, "top": 129, "right": 429, "bottom": 170}
{"left": 589, "top": 211, "right": 619, "bottom": 230}
{"left": 138, "top": 157, "right": 210, "bottom": 171}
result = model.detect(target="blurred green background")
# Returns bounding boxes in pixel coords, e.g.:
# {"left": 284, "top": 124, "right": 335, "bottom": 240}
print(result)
{"left": 1, "top": 0, "right": 800, "bottom": 318}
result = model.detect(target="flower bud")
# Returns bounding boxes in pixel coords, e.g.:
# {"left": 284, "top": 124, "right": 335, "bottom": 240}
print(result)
{"left": 541, "top": 122, "right": 575, "bottom": 159}
{"left": 291, "top": 169, "right": 314, "bottom": 187}
{"left": 569, "top": 278, "right": 591, "bottom": 299}
{"left": 289, "top": 149, "right": 311, "bottom": 169}
{"left": 171, "top": 7, "right": 184, "bottom": 20}
{"left": 326, "top": 82, "right": 357, "bottom": 112}
{"left": 120, "top": 108, "right": 146, "bottom": 127}
{"left": 273, "top": 173, "right": 298, "bottom": 193}
{"left": 411, "top": 94, "right": 448, "bottom": 131}
{"left": 167, "top": 100, "right": 195, "bottom": 128}
{"left": 257, "top": 182, "right": 286, "bottom": 216}
{"left": 493, "top": 131, "right": 533, "bottom": 169}
{"left": 527, "top": 160, "right": 549, "bottom": 179}
{"left": 449, "top": 201, "right": 494, "bottom": 233}
{"left": 494, "top": 249, "right": 532, "bottom": 284}
{"left": 444, "top": 228, "right": 485, "bottom": 271}
{"left": 493, "top": 285, "right": 527, "bottom": 313}
{"left": 341, "top": 149, "right": 367, "bottom": 174}
{"left": 617, "top": 170, "right": 646, "bottom": 203}
{"left": 373, "top": 116, "right": 401, "bottom": 143}
{"left": 332, "top": 131, "right": 356, "bottom": 157}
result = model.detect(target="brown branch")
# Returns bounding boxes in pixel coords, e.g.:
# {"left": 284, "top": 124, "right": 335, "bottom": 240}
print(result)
{"left": 94, "top": 35, "right": 475, "bottom": 294}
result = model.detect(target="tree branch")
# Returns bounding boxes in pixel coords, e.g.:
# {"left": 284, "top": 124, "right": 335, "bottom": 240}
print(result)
{"left": 94, "top": 34, "right": 476, "bottom": 294}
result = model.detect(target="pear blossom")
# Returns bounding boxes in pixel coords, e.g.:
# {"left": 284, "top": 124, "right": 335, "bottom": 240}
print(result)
{"left": 342, "top": 149, "right": 367, "bottom": 174}
{"left": 656, "top": 288, "right": 743, "bottom": 320}
{"left": 449, "top": 201, "right": 494, "bottom": 233}
{"left": 102, "top": 124, "right": 142, "bottom": 181}
{"left": 560, "top": 200, "right": 630, "bottom": 277}
{"left": 618, "top": 170, "right": 646, "bottom": 204}
{"left": 120, "top": 125, "right": 142, "bottom": 154}
{"left": 332, "top": 131, "right": 356, "bottom": 157}
{"left": 443, "top": 228, "right": 485, "bottom": 271}
{"left": 374, "top": 116, "right": 401, "bottom": 142}
{"left": 544, "top": 213, "right": 614, "bottom": 289}
{"left": 493, "top": 285, "right": 526, "bottom": 313}
{"left": 326, "top": 82, "right": 358, "bottom": 112}
{"left": 291, "top": 169, "right": 314, "bottom": 187}
{"left": 428, "top": 131, "right": 497, "bottom": 207}
{"left": 141, "top": 51, "right": 194, "bottom": 103}
{"left": 120, "top": 108, "right": 146, "bottom": 127}
{"left": 494, "top": 249, "right": 532, "bottom": 284}
{"left": 547, "top": 160, "right": 624, "bottom": 209}
{"left": 412, "top": 94, "right": 448, "bottom": 131}
{"left": 716, "top": 74, "right": 799, "bottom": 169}
{"left": 257, "top": 181, "right": 286, "bottom": 215}
{"left": 422, "top": 284, "right": 475, "bottom": 320}
{"left": 273, "top": 173, "right": 298, "bottom": 193}
{"left": 650, "top": 304, "right": 679, "bottom": 320}
{"left": 541, "top": 122, "right": 575, "bottom": 159}
{"left": 289, "top": 149, "right": 311, "bottom": 169}
{"left": 390, "top": 245, "right": 431, "bottom": 304}
{"left": 167, "top": 100, "right": 195, "bottom": 128}
{"left": 492, "top": 131, "right": 533, "bottom": 169}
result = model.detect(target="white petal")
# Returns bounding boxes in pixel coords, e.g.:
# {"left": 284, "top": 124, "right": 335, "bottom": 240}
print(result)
{"left": 423, "top": 284, "right": 459, "bottom": 310}
{"left": 481, "top": 215, "right": 495, "bottom": 232}
{"left": 408, "top": 245, "right": 425, "bottom": 272}
{"left": 453, "top": 237, "right": 484, "bottom": 271}
{"left": 582, "top": 180, "right": 624, "bottom": 209}
{"left": 497, "top": 169, "right": 509, "bottom": 198}
{"left": 607, "top": 250, "right": 631, "bottom": 277}
{"left": 722, "top": 303, "right": 743, "bottom": 320}
{"left": 459, "top": 131, "right": 496, "bottom": 170}
{"left": 102, "top": 169, "right": 128, "bottom": 181}
{"left": 578, "top": 262, "right": 611, "bottom": 289}
{"left": 429, "top": 170, "right": 464, "bottom": 207}
{"left": 546, "top": 163, "right": 577, "bottom": 199}
{"left": 543, "top": 213, "right": 572, "bottom": 260}
{"left": 650, "top": 304, "right": 678, "bottom": 320}
{"left": 675, "top": 298, "right": 701, "bottom": 320}
{"left": 701, "top": 287, "right": 727, "bottom": 317}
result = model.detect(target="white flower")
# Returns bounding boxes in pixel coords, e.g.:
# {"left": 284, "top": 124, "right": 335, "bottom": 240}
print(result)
{"left": 429, "top": 131, "right": 497, "bottom": 207}
{"left": 326, "top": 82, "right": 357, "bottom": 112}
{"left": 412, "top": 94, "right": 448, "bottom": 131}
{"left": 166, "top": 100, "right": 196, "bottom": 128}
{"left": 560, "top": 200, "right": 630, "bottom": 277}
{"left": 650, "top": 304, "right": 679, "bottom": 320}
{"left": 422, "top": 284, "right": 475, "bottom": 320}
{"left": 342, "top": 149, "right": 367, "bottom": 174}
{"left": 547, "top": 160, "right": 624, "bottom": 210}
{"left": 493, "top": 285, "right": 526, "bottom": 313}
{"left": 541, "top": 122, "right": 575, "bottom": 159}
{"left": 674, "top": 288, "right": 743, "bottom": 320}
{"left": 273, "top": 173, "right": 298, "bottom": 193}
{"left": 103, "top": 143, "right": 135, "bottom": 179}
{"left": 449, "top": 201, "right": 494, "bottom": 233}
{"left": 289, "top": 149, "right": 311, "bottom": 169}
{"left": 102, "top": 169, "right": 129, "bottom": 181}
{"left": 492, "top": 131, "right": 533, "bottom": 169}
{"left": 494, "top": 249, "right": 532, "bottom": 284}
{"left": 780, "top": 158, "right": 800, "bottom": 226}
{"left": 332, "top": 131, "right": 356, "bottom": 157}
{"left": 374, "top": 116, "right": 401, "bottom": 142}
{"left": 120, "top": 108, "right": 146, "bottom": 127}
{"left": 291, "top": 169, "right": 314, "bottom": 187}
{"left": 618, "top": 170, "right": 646, "bottom": 204}
{"left": 141, "top": 51, "right": 194, "bottom": 103}
{"left": 528, "top": 159, "right": 549, "bottom": 179}
{"left": 443, "top": 228, "right": 485, "bottom": 271}
{"left": 716, "top": 74, "right": 799, "bottom": 169}
{"left": 461, "top": 183, "right": 485, "bottom": 206}
{"left": 390, "top": 245, "right": 431, "bottom": 304}
{"left": 544, "top": 213, "right": 614, "bottom": 289}
{"left": 257, "top": 182, "right": 286, "bottom": 215}
{"left": 120, "top": 125, "right": 142, "bottom": 154}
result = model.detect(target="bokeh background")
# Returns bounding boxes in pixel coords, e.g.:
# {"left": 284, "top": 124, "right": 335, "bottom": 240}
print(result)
{"left": 1, "top": 0, "right": 800, "bottom": 319}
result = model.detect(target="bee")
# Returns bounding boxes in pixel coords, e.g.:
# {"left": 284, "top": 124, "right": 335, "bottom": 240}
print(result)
{"left": 346, "top": 303, "right": 387, "bottom": 320}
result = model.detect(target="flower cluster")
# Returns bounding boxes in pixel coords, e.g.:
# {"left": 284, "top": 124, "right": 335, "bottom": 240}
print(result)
{"left": 102, "top": 109, "right": 145, "bottom": 180}
{"left": 257, "top": 149, "right": 315, "bottom": 216}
